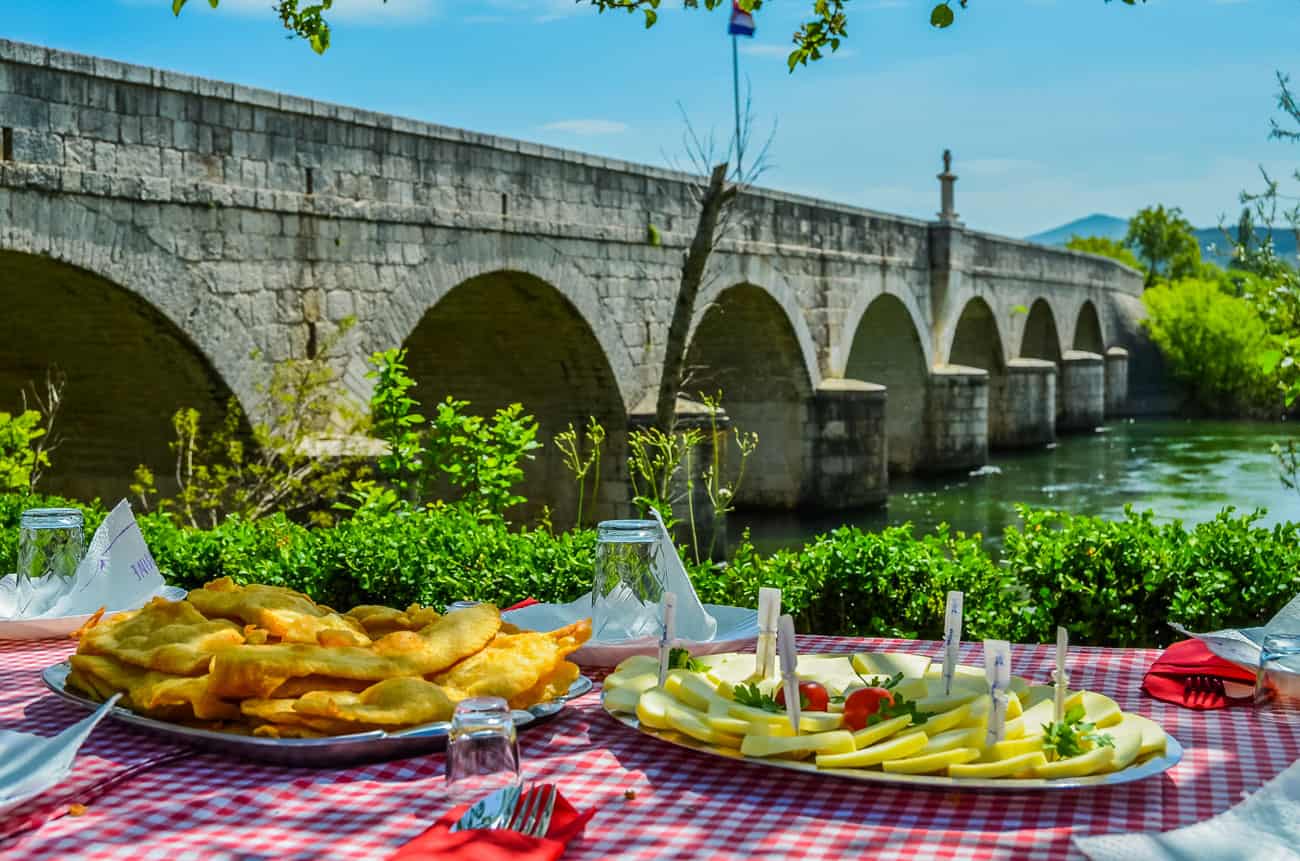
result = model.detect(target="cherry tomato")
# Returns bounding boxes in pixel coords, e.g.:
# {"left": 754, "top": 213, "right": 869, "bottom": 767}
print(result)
{"left": 775, "top": 681, "right": 829, "bottom": 712}
{"left": 843, "top": 686, "right": 894, "bottom": 731}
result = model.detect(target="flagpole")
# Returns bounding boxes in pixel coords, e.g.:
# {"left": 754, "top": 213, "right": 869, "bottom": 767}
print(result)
{"left": 731, "top": 32, "right": 743, "bottom": 179}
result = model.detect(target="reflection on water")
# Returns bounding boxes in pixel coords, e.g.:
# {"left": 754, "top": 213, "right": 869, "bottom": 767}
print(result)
{"left": 731, "top": 418, "right": 1300, "bottom": 553}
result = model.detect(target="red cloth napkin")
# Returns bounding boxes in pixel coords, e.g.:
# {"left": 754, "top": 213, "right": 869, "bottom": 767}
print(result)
{"left": 388, "top": 790, "right": 594, "bottom": 861}
{"left": 505, "top": 597, "right": 540, "bottom": 612}
{"left": 1142, "top": 638, "right": 1257, "bottom": 709}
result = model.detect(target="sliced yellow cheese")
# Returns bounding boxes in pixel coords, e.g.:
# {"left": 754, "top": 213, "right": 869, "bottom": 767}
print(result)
{"left": 851, "top": 714, "right": 913, "bottom": 749}
{"left": 665, "top": 671, "right": 727, "bottom": 713}
{"left": 704, "top": 713, "right": 769, "bottom": 737}
{"left": 917, "top": 725, "right": 984, "bottom": 756}
{"left": 983, "top": 735, "right": 1044, "bottom": 762}
{"left": 604, "top": 670, "right": 659, "bottom": 695}
{"left": 949, "top": 750, "right": 1048, "bottom": 779}
{"left": 883, "top": 747, "right": 980, "bottom": 774}
{"left": 917, "top": 700, "right": 973, "bottom": 733}
{"left": 738, "top": 717, "right": 800, "bottom": 738}
{"left": 741, "top": 730, "right": 856, "bottom": 759}
{"left": 852, "top": 652, "right": 932, "bottom": 680}
{"left": 613, "top": 655, "right": 661, "bottom": 675}
{"left": 1033, "top": 745, "right": 1115, "bottom": 779}
{"left": 895, "top": 677, "right": 984, "bottom": 702}
{"left": 1126, "top": 713, "right": 1169, "bottom": 758}
{"left": 726, "top": 700, "right": 793, "bottom": 728}
{"left": 796, "top": 655, "right": 861, "bottom": 695}
{"left": 635, "top": 687, "right": 679, "bottom": 731}
{"left": 1022, "top": 684, "right": 1059, "bottom": 710}
{"left": 799, "top": 712, "right": 844, "bottom": 733}
{"left": 816, "top": 729, "right": 928, "bottom": 768}
{"left": 1065, "top": 690, "right": 1123, "bottom": 729}
{"left": 666, "top": 703, "right": 743, "bottom": 748}
{"left": 1098, "top": 716, "right": 1143, "bottom": 771}
{"left": 697, "top": 653, "right": 757, "bottom": 690}
{"left": 604, "top": 685, "right": 643, "bottom": 714}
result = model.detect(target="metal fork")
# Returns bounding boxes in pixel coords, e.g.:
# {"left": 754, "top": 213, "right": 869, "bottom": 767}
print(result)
{"left": 503, "top": 783, "right": 557, "bottom": 838}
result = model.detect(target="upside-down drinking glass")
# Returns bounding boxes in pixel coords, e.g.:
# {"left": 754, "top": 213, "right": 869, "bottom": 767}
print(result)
{"left": 1255, "top": 633, "right": 1300, "bottom": 717}
{"left": 444, "top": 697, "right": 522, "bottom": 804}
{"left": 591, "top": 519, "right": 664, "bottom": 642}
{"left": 13, "top": 508, "right": 85, "bottom": 618}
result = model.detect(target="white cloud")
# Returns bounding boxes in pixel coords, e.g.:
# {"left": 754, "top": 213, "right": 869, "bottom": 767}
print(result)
{"left": 540, "top": 119, "right": 629, "bottom": 135}
{"left": 739, "top": 43, "right": 790, "bottom": 58}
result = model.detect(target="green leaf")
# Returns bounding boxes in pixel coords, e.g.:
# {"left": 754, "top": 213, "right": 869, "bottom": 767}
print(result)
{"left": 1258, "top": 349, "right": 1284, "bottom": 373}
{"left": 930, "top": 3, "right": 955, "bottom": 28}
{"left": 172, "top": 0, "right": 188, "bottom": 15}
{"left": 644, "top": 8, "right": 657, "bottom": 27}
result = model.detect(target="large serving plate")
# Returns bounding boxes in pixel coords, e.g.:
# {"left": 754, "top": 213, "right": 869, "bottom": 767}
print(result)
{"left": 602, "top": 694, "right": 1183, "bottom": 792}
{"left": 43, "top": 661, "right": 592, "bottom": 769}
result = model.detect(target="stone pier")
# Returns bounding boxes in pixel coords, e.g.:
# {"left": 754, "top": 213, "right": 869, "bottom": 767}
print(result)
{"left": 805, "top": 380, "right": 888, "bottom": 509}
{"left": 922, "top": 366, "right": 989, "bottom": 472}
{"left": 990, "top": 358, "right": 1057, "bottom": 449}
{"left": 1058, "top": 350, "right": 1106, "bottom": 432}
{"left": 1105, "top": 346, "right": 1130, "bottom": 417}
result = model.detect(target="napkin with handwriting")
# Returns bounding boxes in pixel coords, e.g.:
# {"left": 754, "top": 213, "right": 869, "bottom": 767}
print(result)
{"left": 1169, "top": 593, "right": 1300, "bottom": 669}
{"left": 0, "top": 499, "right": 166, "bottom": 620}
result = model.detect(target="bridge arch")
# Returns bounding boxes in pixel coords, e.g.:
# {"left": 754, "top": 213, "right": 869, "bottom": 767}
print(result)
{"left": 947, "top": 297, "right": 1006, "bottom": 374}
{"left": 0, "top": 250, "right": 237, "bottom": 503}
{"left": 685, "top": 282, "right": 816, "bottom": 509}
{"left": 843, "top": 293, "right": 930, "bottom": 474}
{"left": 400, "top": 269, "right": 625, "bottom": 526}
{"left": 1073, "top": 300, "right": 1106, "bottom": 354}
{"left": 1019, "top": 299, "right": 1063, "bottom": 362}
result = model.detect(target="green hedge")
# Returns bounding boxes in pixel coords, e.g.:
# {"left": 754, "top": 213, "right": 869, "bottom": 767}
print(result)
{"left": 4, "top": 495, "right": 1297, "bottom": 648}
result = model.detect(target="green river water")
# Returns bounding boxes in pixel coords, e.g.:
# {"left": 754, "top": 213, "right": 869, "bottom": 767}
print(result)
{"left": 732, "top": 418, "right": 1300, "bottom": 553}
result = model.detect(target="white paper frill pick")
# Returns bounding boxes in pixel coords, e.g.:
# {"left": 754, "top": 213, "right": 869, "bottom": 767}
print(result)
{"left": 754, "top": 587, "right": 781, "bottom": 680}
{"left": 777, "top": 614, "right": 801, "bottom": 734}
{"left": 0, "top": 499, "right": 166, "bottom": 620}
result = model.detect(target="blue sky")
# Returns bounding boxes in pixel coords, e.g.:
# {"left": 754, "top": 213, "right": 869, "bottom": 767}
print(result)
{"left": 6, "top": 1, "right": 1298, "bottom": 236}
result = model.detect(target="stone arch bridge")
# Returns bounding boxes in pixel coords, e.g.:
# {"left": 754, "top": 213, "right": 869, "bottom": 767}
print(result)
{"left": 0, "top": 40, "right": 1150, "bottom": 522}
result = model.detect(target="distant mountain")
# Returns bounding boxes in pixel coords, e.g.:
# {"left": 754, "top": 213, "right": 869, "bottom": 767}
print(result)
{"left": 1026, "top": 214, "right": 1129, "bottom": 247}
{"left": 1026, "top": 214, "right": 1297, "bottom": 270}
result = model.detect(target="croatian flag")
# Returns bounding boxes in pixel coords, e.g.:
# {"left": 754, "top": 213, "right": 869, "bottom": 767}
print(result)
{"left": 728, "top": 1, "right": 756, "bottom": 37}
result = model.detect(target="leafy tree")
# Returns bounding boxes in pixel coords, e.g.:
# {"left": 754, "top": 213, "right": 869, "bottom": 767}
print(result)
{"left": 171, "top": 0, "right": 1146, "bottom": 68}
{"left": 1124, "top": 204, "right": 1202, "bottom": 288}
{"left": 1065, "top": 235, "right": 1144, "bottom": 272}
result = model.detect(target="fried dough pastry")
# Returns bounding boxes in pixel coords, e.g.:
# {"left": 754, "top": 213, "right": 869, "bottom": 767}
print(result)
{"left": 267, "top": 675, "right": 371, "bottom": 698}
{"left": 293, "top": 677, "right": 458, "bottom": 727}
{"left": 77, "top": 597, "right": 245, "bottom": 676}
{"left": 507, "top": 660, "right": 581, "bottom": 710}
{"left": 207, "top": 602, "right": 503, "bottom": 698}
{"left": 345, "top": 604, "right": 442, "bottom": 637}
{"left": 189, "top": 577, "right": 371, "bottom": 646}
{"left": 69, "top": 654, "right": 240, "bottom": 721}
{"left": 432, "top": 619, "right": 591, "bottom": 703}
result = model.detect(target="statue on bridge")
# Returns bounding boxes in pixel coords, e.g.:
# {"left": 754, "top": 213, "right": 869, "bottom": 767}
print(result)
{"left": 938, "top": 148, "right": 959, "bottom": 224}
{"left": 942, "top": 148, "right": 952, "bottom": 175}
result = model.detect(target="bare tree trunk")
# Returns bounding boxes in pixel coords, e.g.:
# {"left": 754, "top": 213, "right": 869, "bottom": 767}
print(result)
{"left": 654, "top": 162, "right": 737, "bottom": 432}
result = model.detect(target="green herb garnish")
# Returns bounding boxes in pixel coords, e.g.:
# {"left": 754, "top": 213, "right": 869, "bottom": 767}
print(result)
{"left": 1042, "top": 704, "right": 1114, "bottom": 760}
{"left": 668, "top": 647, "right": 704, "bottom": 672}
{"left": 732, "top": 682, "right": 783, "bottom": 713}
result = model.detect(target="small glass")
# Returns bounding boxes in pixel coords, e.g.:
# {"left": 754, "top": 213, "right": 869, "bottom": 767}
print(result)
{"left": 14, "top": 508, "right": 85, "bottom": 618}
{"left": 592, "top": 519, "right": 664, "bottom": 642}
{"left": 1254, "top": 633, "right": 1300, "bottom": 716}
{"left": 445, "top": 697, "right": 522, "bottom": 804}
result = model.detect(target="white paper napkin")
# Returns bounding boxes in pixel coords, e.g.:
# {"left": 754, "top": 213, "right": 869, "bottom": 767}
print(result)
{"left": 1170, "top": 593, "right": 1300, "bottom": 669}
{"left": 1074, "top": 758, "right": 1300, "bottom": 860}
{"left": 0, "top": 694, "right": 122, "bottom": 816}
{"left": 0, "top": 500, "right": 165, "bottom": 621}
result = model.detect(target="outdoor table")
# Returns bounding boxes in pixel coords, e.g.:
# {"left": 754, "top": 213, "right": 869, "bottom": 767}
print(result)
{"left": 3, "top": 634, "right": 1298, "bottom": 860}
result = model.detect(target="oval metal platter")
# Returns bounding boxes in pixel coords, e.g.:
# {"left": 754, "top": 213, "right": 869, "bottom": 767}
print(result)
{"left": 602, "top": 693, "right": 1183, "bottom": 792}
{"left": 42, "top": 661, "right": 592, "bottom": 769}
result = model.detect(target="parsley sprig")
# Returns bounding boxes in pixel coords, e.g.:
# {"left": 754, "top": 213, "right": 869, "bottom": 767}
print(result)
{"left": 1042, "top": 704, "right": 1114, "bottom": 760}
{"left": 849, "top": 669, "right": 931, "bottom": 727}
{"left": 732, "top": 682, "right": 783, "bottom": 713}
{"left": 668, "top": 647, "right": 704, "bottom": 672}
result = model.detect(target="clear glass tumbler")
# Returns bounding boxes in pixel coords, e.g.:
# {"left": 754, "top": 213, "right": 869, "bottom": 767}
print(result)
{"left": 14, "top": 508, "right": 85, "bottom": 618}
{"left": 592, "top": 519, "right": 664, "bottom": 642}
{"left": 445, "top": 697, "right": 522, "bottom": 805}
{"left": 1254, "top": 633, "right": 1300, "bottom": 717}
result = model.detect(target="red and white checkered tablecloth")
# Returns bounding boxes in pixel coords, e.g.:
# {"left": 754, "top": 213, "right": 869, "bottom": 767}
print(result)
{"left": 2, "top": 635, "right": 1297, "bottom": 860}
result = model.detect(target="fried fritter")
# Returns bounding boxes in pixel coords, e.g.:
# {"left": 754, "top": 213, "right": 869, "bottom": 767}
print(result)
{"left": 69, "top": 654, "right": 240, "bottom": 721}
{"left": 207, "top": 602, "right": 503, "bottom": 698}
{"left": 293, "top": 677, "right": 458, "bottom": 728}
{"left": 77, "top": 597, "right": 245, "bottom": 676}
{"left": 507, "top": 660, "right": 581, "bottom": 710}
{"left": 345, "top": 604, "right": 442, "bottom": 637}
{"left": 432, "top": 619, "right": 591, "bottom": 704}
{"left": 188, "top": 577, "right": 371, "bottom": 646}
